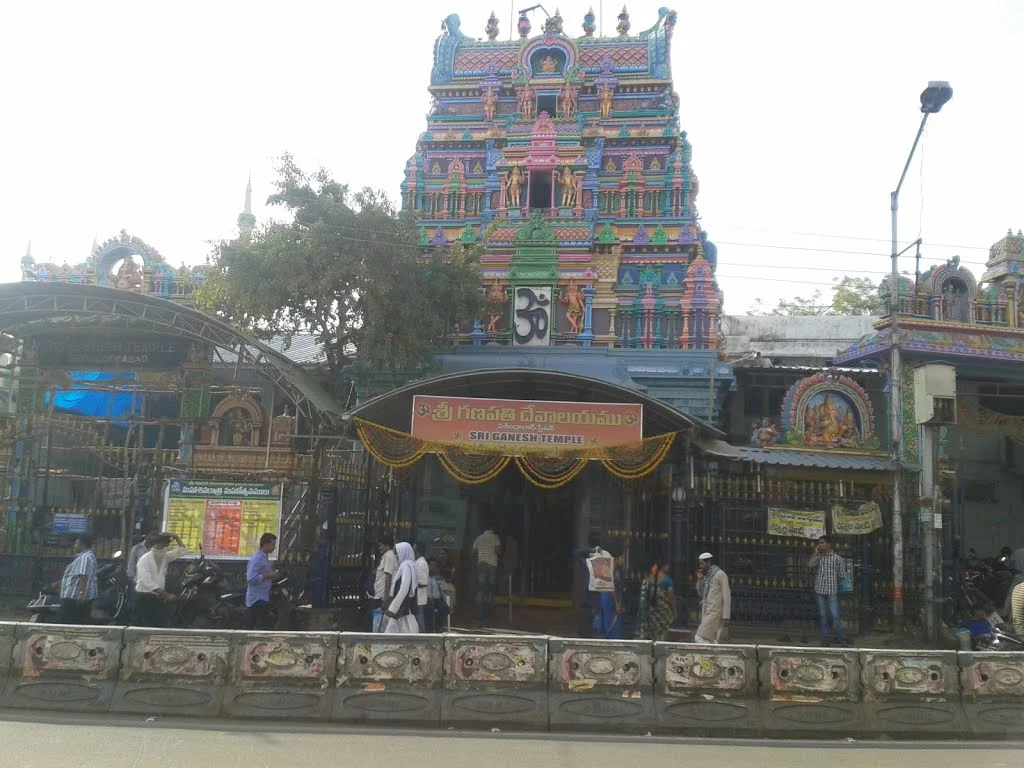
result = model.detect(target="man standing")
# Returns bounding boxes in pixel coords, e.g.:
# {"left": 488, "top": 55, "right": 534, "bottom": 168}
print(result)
{"left": 246, "top": 532, "right": 280, "bottom": 630}
{"left": 573, "top": 537, "right": 608, "bottom": 638}
{"left": 134, "top": 532, "right": 188, "bottom": 627}
{"left": 694, "top": 553, "right": 731, "bottom": 644}
{"left": 809, "top": 535, "right": 849, "bottom": 647}
{"left": 373, "top": 534, "right": 399, "bottom": 631}
{"left": 472, "top": 524, "right": 501, "bottom": 622}
{"left": 57, "top": 535, "right": 98, "bottom": 625}
{"left": 414, "top": 542, "right": 429, "bottom": 633}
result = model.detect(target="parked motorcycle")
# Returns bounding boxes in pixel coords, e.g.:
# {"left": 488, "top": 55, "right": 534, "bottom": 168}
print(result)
{"left": 214, "top": 567, "right": 296, "bottom": 630}
{"left": 27, "top": 551, "right": 127, "bottom": 624}
{"left": 174, "top": 548, "right": 296, "bottom": 630}
{"left": 971, "top": 625, "right": 1024, "bottom": 652}
{"left": 172, "top": 548, "right": 226, "bottom": 628}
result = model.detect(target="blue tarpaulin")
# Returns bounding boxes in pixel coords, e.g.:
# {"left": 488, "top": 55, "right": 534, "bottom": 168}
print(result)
{"left": 45, "top": 371, "right": 140, "bottom": 421}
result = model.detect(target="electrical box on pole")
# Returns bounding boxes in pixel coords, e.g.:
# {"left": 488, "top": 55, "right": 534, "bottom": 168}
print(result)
{"left": 913, "top": 363, "right": 957, "bottom": 426}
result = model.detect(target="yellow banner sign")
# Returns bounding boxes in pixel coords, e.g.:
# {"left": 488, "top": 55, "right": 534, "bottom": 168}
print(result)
{"left": 767, "top": 508, "right": 826, "bottom": 539}
{"left": 163, "top": 481, "right": 282, "bottom": 559}
{"left": 832, "top": 502, "right": 882, "bottom": 535}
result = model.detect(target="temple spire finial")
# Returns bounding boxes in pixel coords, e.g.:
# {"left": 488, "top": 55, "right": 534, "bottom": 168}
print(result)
{"left": 237, "top": 173, "right": 256, "bottom": 240}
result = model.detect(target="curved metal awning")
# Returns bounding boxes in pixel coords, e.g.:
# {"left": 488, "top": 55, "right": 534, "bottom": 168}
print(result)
{"left": 0, "top": 282, "right": 342, "bottom": 423}
{"left": 347, "top": 368, "right": 723, "bottom": 438}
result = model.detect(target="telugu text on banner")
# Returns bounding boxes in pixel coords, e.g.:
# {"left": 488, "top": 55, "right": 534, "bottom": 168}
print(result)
{"left": 831, "top": 502, "right": 883, "bottom": 535}
{"left": 767, "top": 508, "right": 827, "bottom": 539}
{"left": 163, "top": 480, "right": 283, "bottom": 559}
{"left": 410, "top": 395, "right": 643, "bottom": 450}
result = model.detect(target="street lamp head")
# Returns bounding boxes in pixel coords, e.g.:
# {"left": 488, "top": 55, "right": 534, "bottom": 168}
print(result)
{"left": 920, "top": 81, "right": 953, "bottom": 114}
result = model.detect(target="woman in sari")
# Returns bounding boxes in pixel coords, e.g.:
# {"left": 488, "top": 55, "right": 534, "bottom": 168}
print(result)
{"left": 636, "top": 563, "right": 677, "bottom": 641}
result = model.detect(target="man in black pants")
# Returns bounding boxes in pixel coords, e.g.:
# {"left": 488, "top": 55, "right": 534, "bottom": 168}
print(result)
{"left": 56, "top": 535, "right": 98, "bottom": 625}
{"left": 246, "top": 533, "right": 280, "bottom": 630}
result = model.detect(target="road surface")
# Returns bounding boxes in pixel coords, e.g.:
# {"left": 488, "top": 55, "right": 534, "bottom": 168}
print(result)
{"left": 0, "top": 713, "right": 1020, "bottom": 768}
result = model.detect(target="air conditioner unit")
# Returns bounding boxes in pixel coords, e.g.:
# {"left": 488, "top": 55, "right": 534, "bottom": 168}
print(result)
{"left": 913, "top": 363, "right": 957, "bottom": 425}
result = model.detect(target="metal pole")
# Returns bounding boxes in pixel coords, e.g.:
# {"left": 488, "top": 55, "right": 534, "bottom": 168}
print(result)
{"left": 889, "top": 112, "right": 930, "bottom": 631}
{"left": 919, "top": 423, "right": 936, "bottom": 643}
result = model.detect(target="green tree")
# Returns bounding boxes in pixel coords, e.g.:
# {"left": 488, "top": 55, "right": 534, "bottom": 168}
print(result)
{"left": 747, "top": 276, "right": 882, "bottom": 316}
{"left": 197, "top": 154, "right": 483, "bottom": 386}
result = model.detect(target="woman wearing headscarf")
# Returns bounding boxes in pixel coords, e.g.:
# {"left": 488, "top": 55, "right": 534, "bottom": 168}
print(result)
{"left": 636, "top": 563, "right": 676, "bottom": 641}
{"left": 383, "top": 542, "right": 420, "bottom": 634}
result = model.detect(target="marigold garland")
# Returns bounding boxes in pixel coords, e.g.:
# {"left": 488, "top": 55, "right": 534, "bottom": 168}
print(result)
{"left": 598, "top": 432, "right": 676, "bottom": 479}
{"left": 355, "top": 420, "right": 429, "bottom": 468}
{"left": 353, "top": 418, "right": 677, "bottom": 489}
{"left": 515, "top": 454, "right": 589, "bottom": 489}
{"left": 436, "top": 447, "right": 511, "bottom": 485}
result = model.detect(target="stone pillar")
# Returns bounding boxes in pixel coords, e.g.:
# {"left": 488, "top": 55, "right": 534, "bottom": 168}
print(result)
{"left": 579, "top": 284, "right": 596, "bottom": 349}
{"left": 470, "top": 320, "right": 486, "bottom": 348}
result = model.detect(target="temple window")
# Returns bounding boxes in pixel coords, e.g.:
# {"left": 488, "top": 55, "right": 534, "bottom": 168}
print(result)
{"left": 537, "top": 94, "right": 556, "bottom": 116}
{"left": 529, "top": 171, "right": 553, "bottom": 211}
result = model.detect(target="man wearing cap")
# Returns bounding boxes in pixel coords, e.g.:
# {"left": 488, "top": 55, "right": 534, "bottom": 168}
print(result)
{"left": 134, "top": 532, "right": 189, "bottom": 627}
{"left": 694, "top": 553, "right": 731, "bottom": 644}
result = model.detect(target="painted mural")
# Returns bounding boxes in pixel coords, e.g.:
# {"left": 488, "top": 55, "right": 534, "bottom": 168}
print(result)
{"left": 780, "top": 373, "right": 879, "bottom": 451}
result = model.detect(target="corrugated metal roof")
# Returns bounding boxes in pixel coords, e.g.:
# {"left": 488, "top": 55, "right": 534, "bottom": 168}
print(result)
{"left": 735, "top": 446, "right": 896, "bottom": 471}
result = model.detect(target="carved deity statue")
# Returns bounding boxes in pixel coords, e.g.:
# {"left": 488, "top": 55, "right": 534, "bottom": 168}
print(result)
{"left": 560, "top": 278, "right": 584, "bottom": 334}
{"left": 482, "top": 87, "right": 497, "bottom": 121}
{"left": 485, "top": 280, "right": 506, "bottom": 334}
{"left": 559, "top": 81, "right": 577, "bottom": 118}
{"left": 518, "top": 84, "right": 535, "bottom": 120}
{"left": 559, "top": 166, "right": 578, "bottom": 207}
{"left": 540, "top": 55, "right": 558, "bottom": 74}
{"left": 112, "top": 258, "right": 143, "bottom": 291}
{"left": 506, "top": 165, "right": 524, "bottom": 208}
{"left": 598, "top": 85, "right": 614, "bottom": 119}
{"left": 750, "top": 418, "right": 778, "bottom": 448}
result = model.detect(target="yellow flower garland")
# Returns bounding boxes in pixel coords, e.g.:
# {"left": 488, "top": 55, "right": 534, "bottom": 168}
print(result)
{"left": 353, "top": 418, "right": 677, "bottom": 489}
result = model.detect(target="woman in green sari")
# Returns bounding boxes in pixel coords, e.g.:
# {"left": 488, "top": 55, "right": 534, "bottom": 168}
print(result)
{"left": 636, "top": 563, "right": 677, "bottom": 641}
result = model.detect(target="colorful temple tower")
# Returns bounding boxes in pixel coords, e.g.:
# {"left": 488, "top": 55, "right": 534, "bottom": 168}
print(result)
{"left": 406, "top": 7, "right": 729, "bottom": 420}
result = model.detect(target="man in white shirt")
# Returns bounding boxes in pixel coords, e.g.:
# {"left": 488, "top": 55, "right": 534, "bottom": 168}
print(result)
{"left": 472, "top": 525, "right": 501, "bottom": 622}
{"left": 373, "top": 534, "right": 398, "bottom": 631}
{"left": 134, "top": 532, "right": 188, "bottom": 627}
{"left": 414, "top": 542, "right": 430, "bottom": 632}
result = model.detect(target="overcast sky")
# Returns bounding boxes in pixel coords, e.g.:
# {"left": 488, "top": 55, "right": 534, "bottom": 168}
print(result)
{"left": 2, "top": 0, "right": 1022, "bottom": 313}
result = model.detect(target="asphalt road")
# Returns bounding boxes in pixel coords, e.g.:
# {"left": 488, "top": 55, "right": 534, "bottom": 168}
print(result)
{"left": 0, "top": 713, "right": 1021, "bottom": 768}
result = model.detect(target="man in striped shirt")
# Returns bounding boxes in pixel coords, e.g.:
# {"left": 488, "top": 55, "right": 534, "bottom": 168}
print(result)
{"left": 809, "top": 535, "right": 849, "bottom": 647}
{"left": 56, "top": 535, "right": 99, "bottom": 625}
{"left": 472, "top": 526, "right": 501, "bottom": 622}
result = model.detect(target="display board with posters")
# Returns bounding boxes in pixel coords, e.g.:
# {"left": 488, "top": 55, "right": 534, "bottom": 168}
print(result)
{"left": 163, "top": 480, "right": 283, "bottom": 559}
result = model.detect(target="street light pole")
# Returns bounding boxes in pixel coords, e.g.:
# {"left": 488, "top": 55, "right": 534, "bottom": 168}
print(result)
{"left": 888, "top": 81, "right": 952, "bottom": 632}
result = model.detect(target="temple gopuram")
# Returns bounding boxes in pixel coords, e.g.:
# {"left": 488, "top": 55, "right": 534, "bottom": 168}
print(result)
{"left": 403, "top": 7, "right": 729, "bottom": 420}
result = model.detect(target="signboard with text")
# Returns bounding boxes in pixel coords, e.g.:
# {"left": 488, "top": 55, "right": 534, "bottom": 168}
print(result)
{"left": 37, "top": 333, "right": 191, "bottom": 370}
{"left": 411, "top": 395, "right": 642, "bottom": 451}
{"left": 767, "top": 508, "right": 826, "bottom": 539}
{"left": 163, "top": 480, "right": 282, "bottom": 559}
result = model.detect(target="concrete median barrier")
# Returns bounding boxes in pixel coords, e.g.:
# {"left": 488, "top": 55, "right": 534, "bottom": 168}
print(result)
{"left": 334, "top": 633, "right": 443, "bottom": 727}
{"left": 0, "top": 622, "right": 16, "bottom": 695}
{"left": 547, "top": 638, "right": 653, "bottom": 732}
{"left": 3, "top": 623, "right": 123, "bottom": 712}
{"left": 860, "top": 649, "right": 964, "bottom": 736}
{"left": 224, "top": 631, "right": 338, "bottom": 720}
{"left": 758, "top": 646, "right": 862, "bottom": 735}
{"left": 111, "top": 628, "right": 231, "bottom": 716}
{"left": 654, "top": 642, "right": 760, "bottom": 736}
{"left": 959, "top": 650, "right": 1024, "bottom": 737}
{"left": 443, "top": 634, "right": 549, "bottom": 731}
